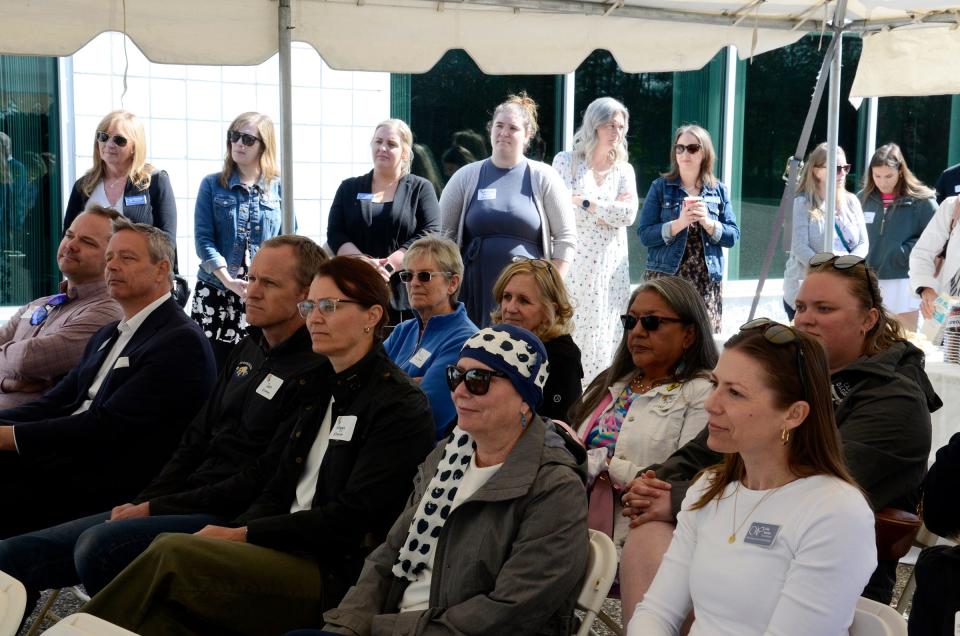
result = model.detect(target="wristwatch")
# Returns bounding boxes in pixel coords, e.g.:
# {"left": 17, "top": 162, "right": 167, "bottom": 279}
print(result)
{"left": 383, "top": 262, "right": 395, "bottom": 274}
{"left": 581, "top": 199, "right": 591, "bottom": 210}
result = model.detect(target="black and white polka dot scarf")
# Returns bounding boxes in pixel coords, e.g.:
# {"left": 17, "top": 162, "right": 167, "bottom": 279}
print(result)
{"left": 392, "top": 426, "right": 475, "bottom": 581}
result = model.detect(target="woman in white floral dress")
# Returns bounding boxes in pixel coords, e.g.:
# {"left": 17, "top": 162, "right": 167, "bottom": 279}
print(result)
{"left": 553, "top": 97, "right": 638, "bottom": 386}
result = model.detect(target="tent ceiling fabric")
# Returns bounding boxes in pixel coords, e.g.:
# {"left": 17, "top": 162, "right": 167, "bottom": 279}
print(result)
{"left": 851, "top": 27, "right": 960, "bottom": 97}
{"left": 2, "top": 0, "right": 959, "bottom": 76}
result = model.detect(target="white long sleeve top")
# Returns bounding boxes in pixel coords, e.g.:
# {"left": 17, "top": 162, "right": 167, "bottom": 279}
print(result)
{"left": 628, "top": 473, "right": 877, "bottom": 636}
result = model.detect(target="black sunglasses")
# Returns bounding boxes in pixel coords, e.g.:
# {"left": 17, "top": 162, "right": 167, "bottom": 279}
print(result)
{"left": 446, "top": 365, "right": 509, "bottom": 396}
{"left": 807, "top": 253, "right": 877, "bottom": 308}
{"left": 96, "top": 131, "right": 128, "bottom": 147}
{"left": 739, "top": 318, "right": 807, "bottom": 398}
{"left": 620, "top": 314, "right": 685, "bottom": 332}
{"left": 818, "top": 163, "right": 852, "bottom": 175}
{"left": 398, "top": 270, "right": 451, "bottom": 283}
{"left": 674, "top": 143, "right": 702, "bottom": 155}
{"left": 228, "top": 130, "right": 262, "bottom": 146}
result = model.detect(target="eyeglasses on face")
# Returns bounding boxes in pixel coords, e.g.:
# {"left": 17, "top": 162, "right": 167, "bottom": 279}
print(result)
{"left": 296, "top": 297, "right": 361, "bottom": 318}
{"left": 674, "top": 143, "right": 702, "bottom": 155}
{"left": 620, "top": 314, "right": 685, "bottom": 332}
{"left": 398, "top": 270, "right": 451, "bottom": 283}
{"left": 807, "top": 252, "right": 877, "bottom": 308}
{"left": 739, "top": 318, "right": 807, "bottom": 398}
{"left": 228, "top": 130, "right": 262, "bottom": 147}
{"left": 96, "top": 131, "right": 128, "bottom": 147}
{"left": 446, "top": 365, "right": 509, "bottom": 396}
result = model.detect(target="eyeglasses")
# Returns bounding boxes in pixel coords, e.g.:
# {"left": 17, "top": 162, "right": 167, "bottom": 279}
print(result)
{"left": 228, "top": 130, "right": 262, "bottom": 147}
{"left": 96, "top": 131, "right": 128, "bottom": 147}
{"left": 674, "top": 143, "right": 702, "bottom": 155}
{"left": 398, "top": 270, "right": 451, "bottom": 283}
{"left": 296, "top": 297, "right": 361, "bottom": 318}
{"left": 807, "top": 253, "right": 877, "bottom": 308}
{"left": 739, "top": 318, "right": 807, "bottom": 399}
{"left": 620, "top": 314, "right": 685, "bottom": 332}
{"left": 510, "top": 255, "right": 553, "bottom": 271}
{"left": 816, "top": 163, "right": 852, "bottom": 175}
{"left": 446, "top": 365, "right": 509, "bottom": 396}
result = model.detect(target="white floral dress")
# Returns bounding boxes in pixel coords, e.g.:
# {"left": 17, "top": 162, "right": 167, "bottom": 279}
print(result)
{"left": 552, "top": 151, "right": 639, "bottom": 387}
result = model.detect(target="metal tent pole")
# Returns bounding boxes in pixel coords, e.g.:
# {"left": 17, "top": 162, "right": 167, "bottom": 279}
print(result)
{"left": 279, "top": 0, "right": 295, "bottom": 233}
{"left": 823, "top": 0, "right": 848, "bottom": 252}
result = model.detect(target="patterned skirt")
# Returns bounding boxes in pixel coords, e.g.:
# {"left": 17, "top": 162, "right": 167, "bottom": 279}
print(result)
{"left": 190, "top": 279, "right": 247, "bottom": 346}
{"left": 645, "top": 223, "right": 722, "bottom": 333}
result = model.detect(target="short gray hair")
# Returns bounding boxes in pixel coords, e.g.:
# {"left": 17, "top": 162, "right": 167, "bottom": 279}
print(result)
{"left": 572, "top": 97, "right": 629, "bottom": 166}
{"left": 112, "top": 217, "right": 175, "bottom": 285}
{"left": 403, "top": 234, "right": 464, "bottom": 302}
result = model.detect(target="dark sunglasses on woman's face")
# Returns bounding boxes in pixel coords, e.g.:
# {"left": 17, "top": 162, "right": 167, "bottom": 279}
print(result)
{"left": 807, "top": 252, "right": 877, "bottom": 308}
{"left": 446, "top": 365, "right": 509, "bottom": 396}
{"left": 398, "top": 270, "right": 450, "bottom": 283}
{"left": 674, "top": 143, "right": 702, "bottom": 155}
{"left": 818, "top": 163, "right": 851, "bottom": 175}
{"left": 620, "top": 314, "right": 684, "bottom": 332}
{"left": 228, "top": 130, "right": 262, "bottom": 147}
{"left": 96, "top": 131, "right": 128, "bottom": 147}
{"left": 739, "top": 318, "right": 807, "bottom": 398}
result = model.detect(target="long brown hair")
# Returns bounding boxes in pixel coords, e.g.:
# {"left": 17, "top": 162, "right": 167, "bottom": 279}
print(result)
{"left": 691, "top": 328, "right": 858, "bottom": 510}
{"left": 663, "top": 124, "right": 717, "bottom": 189}
{"left": 315, "top": 256, "right": 391, "bottom": 341}
{"left": 220, "top": 112, "right": 279, "bottom": 188}
{"left": 797, "top": 143, "right": 855, "bottom": 221}
{"left": 82, "top": 111, "right": 153, "bottom": 195}
{"left": 861, "top": 142, "right": 935, "bottom": 201}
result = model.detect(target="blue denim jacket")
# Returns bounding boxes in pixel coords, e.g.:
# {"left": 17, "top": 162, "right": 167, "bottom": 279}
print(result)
{"left": 636, "top": 177, "right": 739, "bottom": 282}
{"left": 194, "top": 171, "right": 283, "bottom": 289}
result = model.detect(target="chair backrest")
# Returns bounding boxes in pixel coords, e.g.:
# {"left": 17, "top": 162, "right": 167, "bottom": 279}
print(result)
{"left": 0, "top": 570, "right": 27, "bottom": 636}
{"left": 575, "top": 530, "right": 619, "bottom": 636}
{"left": 849, "top": 596, "right": 908, "bottom": 636}
{"left": 41, "top": 613, "right": 140, "bottom": 635}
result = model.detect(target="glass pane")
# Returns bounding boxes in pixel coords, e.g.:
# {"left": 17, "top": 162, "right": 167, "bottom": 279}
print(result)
{"left": 408, "top": 50, "right": 560, "bottom": 195}
{"left": 737, "top": 34, "right": 862, "bottom": 281}
{"left": 572, "top": 50, "right": 675, "bottom": 283}
{"left": 1, "top": 55, "right": 61, "bottom": 305}
{"left": 877, "top": 96, "right": 951, "bottom": 189}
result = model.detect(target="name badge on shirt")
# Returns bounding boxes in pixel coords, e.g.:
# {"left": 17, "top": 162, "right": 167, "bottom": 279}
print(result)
{"left": 864, "top": 211, "right": 876, "bottom": 224}
{"left": 703, "top": 195, "right": 721, "bottom": 204}
{"left": 356, "top": 193, "right": 374, "bottom": 201}
{"left": 124, "top": 194, "right": 147, "bottom": 206}
{"left": 331, "top": 415, "right": 358, "bottom": 442}
{"left": 954, "top": 185, "right": 960, "bottom": 193}
{"left": 743, "top": 522, "right": 781, "bottom": 548}
{"left": 255, "top": 374, "right": 284, "bottom": 400}
{"left": 409, "top": 348, "right": 432, "bottom": 368}
{"left": 113, "top": 356, "right": 130, "bottom": 370}
{"left": 478, "top": 188, "right": 497, "bottom": 201}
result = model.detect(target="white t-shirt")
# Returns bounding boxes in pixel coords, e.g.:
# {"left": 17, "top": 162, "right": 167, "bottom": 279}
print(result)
{"left": 86, "top": 180, "right": 125, "bottom": 211}
{"left": 398, "top": 455, "right": 502, "bottom": 613}
{"left": 290, "top": 397, "right": 334, "bottom": 513}
{"left": 628, "top": 473, "right": 877, "bottom": 636}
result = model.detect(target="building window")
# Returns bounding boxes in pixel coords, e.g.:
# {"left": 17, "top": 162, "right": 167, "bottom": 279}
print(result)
{"left": 1, "top": 55, "right": 61, "bottom": 306}
{"left": 876, "top": 95, "right": 951, "bottom": 189}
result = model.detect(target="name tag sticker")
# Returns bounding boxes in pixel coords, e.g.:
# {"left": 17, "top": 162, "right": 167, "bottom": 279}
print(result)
{"left": 255, "top": 374, "right": 284, "bottom": 400}
{"left": 409, "top": 348, "right": 432, "bottom": 368}
{"left": 356, "top": 193, "right": 374, "bottom": 201}
{"left": 124, "top": 194, "right": 147, "bottom": 206}
{"left": 864, "top": 211, "right": 876, "bottom": 224}
{"left": 704, "top": 195, "right": 721, "bottom": 204}
{"left": 478, "top": 188, "right": 497, "bottom": 201}
{"left": 113, "top": 356, "right": 130, "bottom": 369}
{"left": 954, "top": 185, "right": 960, "bottom": 193}
{"left": 331, "top": 415, "right": 358, "bottom": 442}
{"left": 744, "top": 522, "right": 781, "bottom": 548}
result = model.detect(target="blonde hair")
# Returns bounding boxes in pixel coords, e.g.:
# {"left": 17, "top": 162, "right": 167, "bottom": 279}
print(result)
{"left": 490, "top": 259, "right": 574, "bottom": 341}
{"left": 861, "top": 143, "right": 935, "bottom": 201}
{"left": 798, "top": 143, "right": 855, "bottom": 221}
{"left": 490, "top": 92, "right": 539, "bottom": 150}
{"left": 664, "top": 124, "right": 717, "bottom": 189}
{"left": 403, "top": 234, "right": 464, "bottom": 303}
{"left": 220, "top": 112, "right": 279, "bottom": 188}
{"left": 82, "top": 111, "right": 152, "bottom": 196}
{"left": 372, "top": 119, "right": 414, "bottom": 176}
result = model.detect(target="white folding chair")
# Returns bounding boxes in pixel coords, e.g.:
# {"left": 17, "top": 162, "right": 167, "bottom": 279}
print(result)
{"left": 576, "top": 530, "right": 622, "bottom": 636}
{"left": 39, "top": 612, "right": 139, "bottom": 635}
{"left": 24, "top": 586, "right": 92, "bottom": 636}
{"left": 850, "top": 596, "right": 908, "bottom": 636}
{"left": 0, "top": 570, "right": 27, "bottom": 636}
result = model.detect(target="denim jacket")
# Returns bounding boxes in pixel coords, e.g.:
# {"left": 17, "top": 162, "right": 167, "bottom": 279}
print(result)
{"left": 194, "top": 171, "right": 283, "bottom": 289}
{"left": 637, "top": 177, "right": 739, "bottom": 282}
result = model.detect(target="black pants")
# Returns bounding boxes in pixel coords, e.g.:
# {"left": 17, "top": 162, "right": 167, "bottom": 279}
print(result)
{"left": 909, "top": 545, "right": 960, "bottom": 636}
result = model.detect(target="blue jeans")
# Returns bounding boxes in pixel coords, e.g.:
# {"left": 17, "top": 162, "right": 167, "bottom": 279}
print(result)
{"left": 0, "top": 511, "right": 221, "bottom": 612}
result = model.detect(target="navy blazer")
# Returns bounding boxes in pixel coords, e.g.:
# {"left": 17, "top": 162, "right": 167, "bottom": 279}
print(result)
{"left": 0, "top": 298, "right": 217, "bottom": 504}
{"left": 63, "top": 170, "right": 177, "bottom": 242}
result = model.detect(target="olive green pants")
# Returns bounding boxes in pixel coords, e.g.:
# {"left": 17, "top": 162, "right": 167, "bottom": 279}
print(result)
{"left": 83, "top": 533, "right": 328, "bottom": 636}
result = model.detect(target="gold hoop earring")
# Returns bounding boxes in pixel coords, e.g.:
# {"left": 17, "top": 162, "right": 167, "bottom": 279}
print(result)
{"left": 780, "top": 428, "right": 790, "bottom": 445}
{"left": 363, "top": 326, "right": 371, "bottom": 334}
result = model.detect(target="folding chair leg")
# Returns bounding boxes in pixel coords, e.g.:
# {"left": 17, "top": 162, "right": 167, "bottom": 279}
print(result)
{"left": 896, "top": 568, "right": 917, "bottom": 614}
{"left": 598, "top": 609, "right": 625, "bottom": 635}
{"left": 24, "top": 588, "right": 62, "bottom": 636}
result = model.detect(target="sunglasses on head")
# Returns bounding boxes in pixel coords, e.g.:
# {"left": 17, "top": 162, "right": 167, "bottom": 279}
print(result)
{"left": 807, "top": 252, "right": 877, "bottom": 308}
{"left": 510, "top": 255, "right": 553, "bottom": 271}
{"left": 96, "top": 131, "right": 128, "bottom": 147}
{"left": 398, "top": 270, "right": 451, "bottom": 283}
{"left": 228, "top": 130, "right": 262, "bottom": 147}
{"left": 620, "top": 314, "right": 685, "bottom": 332}
{"left": 296, "top": 297, "right": 361, "bottom": 318}
{"left": 446, "top": 365, "right": 509, "bottom": 396}
{"left": 739, "top": 318, "right": 807, "bottom": 398}
{"left": 674, "top": 143, "right": 702, "bottom": 155}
